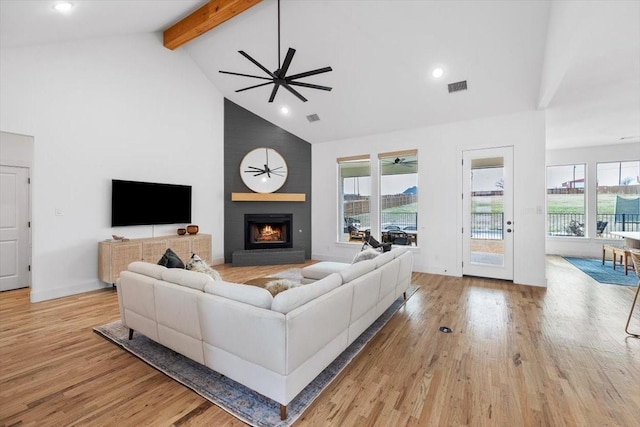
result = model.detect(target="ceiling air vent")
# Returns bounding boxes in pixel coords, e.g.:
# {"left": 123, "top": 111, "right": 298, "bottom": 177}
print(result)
{"left": 306, "top": 113, "right": 320, "bottom": 123}
{"left": 448, "top": 80, "right": 468, "bottom": 93}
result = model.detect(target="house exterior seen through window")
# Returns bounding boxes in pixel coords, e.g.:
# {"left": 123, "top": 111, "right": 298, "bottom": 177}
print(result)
{"left": 379, "top": 150, "right": 418, "bottom": 246}
{"left": 338, "top": 156, "right": 371, "bottom": 243}
{"left": 596, "top": 161, "right": 640, "bottom": 238}
{"left": 546, "top": 164, "right": 586, "bottom": 237}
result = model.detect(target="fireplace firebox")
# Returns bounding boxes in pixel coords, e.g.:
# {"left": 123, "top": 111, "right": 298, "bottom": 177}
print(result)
{"left": 244, "top": 214, "right": 293, "bottom": 250}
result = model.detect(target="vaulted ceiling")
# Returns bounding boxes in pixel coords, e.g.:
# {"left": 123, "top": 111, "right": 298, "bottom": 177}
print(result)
{"left": 1, "top": 0, "right": 638, "bottom": 148}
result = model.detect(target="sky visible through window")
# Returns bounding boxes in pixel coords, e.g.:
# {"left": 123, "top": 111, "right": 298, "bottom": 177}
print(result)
{"left": 547, "top": 161, "right": 639, "bottom": 188}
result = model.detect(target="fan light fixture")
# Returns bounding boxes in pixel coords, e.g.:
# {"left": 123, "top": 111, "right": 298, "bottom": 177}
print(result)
{"left": 219, "top": 0, "right": 332, "bottom": 103}
{"left": 432, "top": 67, "right": 444, "bottom": 78}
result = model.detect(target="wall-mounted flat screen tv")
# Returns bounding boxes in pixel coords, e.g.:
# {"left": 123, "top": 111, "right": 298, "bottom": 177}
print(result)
{"left": 111, "top": 179, "right": 192, "bottom": 227}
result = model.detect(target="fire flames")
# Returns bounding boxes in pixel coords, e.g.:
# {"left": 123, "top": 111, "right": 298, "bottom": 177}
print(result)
{"left": 257, "top": 224, "right": 282, "bottom": 242}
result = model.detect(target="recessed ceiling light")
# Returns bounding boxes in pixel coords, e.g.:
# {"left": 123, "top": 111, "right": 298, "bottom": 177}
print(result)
{"left": 432, "top": 68, "right": 444, "bottom": 78}
{"left": 280, "top": 107, "right": 289, "bottom": 115}
{"left": 53, "top": 2, "right": 74, "bottom": 13}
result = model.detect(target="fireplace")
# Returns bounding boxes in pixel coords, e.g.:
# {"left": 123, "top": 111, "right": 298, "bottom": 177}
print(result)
{"left": 244, "top": 214, "right": 293, "bottom": 250}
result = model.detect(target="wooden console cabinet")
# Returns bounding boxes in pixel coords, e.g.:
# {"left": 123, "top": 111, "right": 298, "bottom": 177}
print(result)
{"left": 98, "top": 234, "right": 211, "bottom": 284}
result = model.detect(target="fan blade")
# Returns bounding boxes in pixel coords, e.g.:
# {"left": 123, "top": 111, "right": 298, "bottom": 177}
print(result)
{"left": 219, "top": 70, "right": 272, "bottom": 81}
{"left": 288, "top": 81, "right": 332, "bottom": 91}
{"left": 286, "top": 66, "right": 332, "bottom": 81}
{"left": 279, "top": 48, "right": 296, "bottom": 78}
{"left": 236, "top": 81, "right": 274, "bottom": 93}
{"left": 268, "top": 84, "right": 280, "bottom": 103}
{"left": 239, "top": 51, "right": 277, "bottom": 78}
{"left": 282, "top": 83, "right": 308, "bottom": 102}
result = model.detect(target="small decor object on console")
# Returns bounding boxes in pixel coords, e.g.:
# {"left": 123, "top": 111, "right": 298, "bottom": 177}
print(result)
{"left": 186, "top": 225, "right": 199, "bottom": 235}
{"left": 177, "top": 228, "right": 187, "bottom": 235}
{"left": 186, "top": 253, "right": 221, "bottom": 281}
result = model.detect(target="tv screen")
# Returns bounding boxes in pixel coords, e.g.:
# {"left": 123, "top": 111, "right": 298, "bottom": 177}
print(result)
{"left": 111, "top": 180, "right": 192, "bottom": 227}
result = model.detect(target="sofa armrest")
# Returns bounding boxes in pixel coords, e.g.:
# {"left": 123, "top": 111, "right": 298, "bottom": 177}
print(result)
{"left": 301, "top": 261, "right": 350, "bottom": 280}
{"left": 285, "top": 283, "right": 353, "bottom": 374}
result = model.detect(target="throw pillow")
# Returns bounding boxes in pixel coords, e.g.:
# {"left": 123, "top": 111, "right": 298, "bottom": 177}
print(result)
{"left": 157, "top": 248, "right": 185, "bottom": 269}
{"left": 352, "top": 248, "right": 380, "bottom": 264}
{"left": 265, "top": 279, "right": 299, "bottom": 297}
{"left": 185, "top": 253, "right": 221, "bottom": 281}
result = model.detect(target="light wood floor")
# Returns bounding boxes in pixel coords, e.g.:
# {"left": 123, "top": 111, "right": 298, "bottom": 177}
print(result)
{"left": 1, "top": 256, "right": 639, "bottom": 426}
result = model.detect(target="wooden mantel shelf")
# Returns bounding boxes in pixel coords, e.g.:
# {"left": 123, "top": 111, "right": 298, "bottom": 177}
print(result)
{"left": 231, "top": 192, "right": 306, "bottom": 202}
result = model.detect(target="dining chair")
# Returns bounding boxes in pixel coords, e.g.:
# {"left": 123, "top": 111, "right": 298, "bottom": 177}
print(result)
{"left": 626, "top": 250, "right": 640, "bottom": 337}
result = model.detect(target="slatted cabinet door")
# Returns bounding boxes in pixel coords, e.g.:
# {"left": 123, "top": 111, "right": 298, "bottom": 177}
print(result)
{"left": 190, "top": 234, "right": 212, "bottom": 263}
{"left": 142, "top": 241, "right": 167, "bottom": 263}
{"left": 167, "top": 238, "right": 191, "bottom": 264}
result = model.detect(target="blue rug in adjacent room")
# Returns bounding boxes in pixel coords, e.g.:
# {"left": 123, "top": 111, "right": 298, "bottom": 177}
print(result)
{"left": 563, "top": 257, "right": 637, "bottom": 286}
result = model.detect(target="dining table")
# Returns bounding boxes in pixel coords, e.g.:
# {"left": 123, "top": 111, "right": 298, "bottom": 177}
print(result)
{"left": 610, "top": 231, "right": 640, "bottom": 249}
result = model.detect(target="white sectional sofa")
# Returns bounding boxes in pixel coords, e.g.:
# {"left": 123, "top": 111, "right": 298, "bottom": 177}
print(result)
{"left": 116, "top": 247, "right": 413, "bottom": 419}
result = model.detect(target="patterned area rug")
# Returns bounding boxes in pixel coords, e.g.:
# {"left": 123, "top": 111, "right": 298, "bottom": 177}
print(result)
{"left": 563, "top": 257, "right": 637, "bottom": 286}
{"left": 94, "top": 284, "right": 419, "bottom": 427}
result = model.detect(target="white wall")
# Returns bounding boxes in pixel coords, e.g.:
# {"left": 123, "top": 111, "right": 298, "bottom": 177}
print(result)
{"left": 546, "top": 142, "right": 640, "bottom": 258}
{"left": 0, "top": 33, "right": 225, "bottom": 302}
{"left": 312, "top": 110, "right": 547, "bottom": 287}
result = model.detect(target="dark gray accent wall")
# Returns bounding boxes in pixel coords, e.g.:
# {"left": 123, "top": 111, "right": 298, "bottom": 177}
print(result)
{"left": 224, "top": 99, "right": 312, "bottom": 262}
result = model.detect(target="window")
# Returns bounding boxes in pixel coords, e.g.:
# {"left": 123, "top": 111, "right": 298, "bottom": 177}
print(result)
{"left": 338, "top": 156, "right": 370, "bottom": 243}
{"left": 379, "top": 150, "right": 418, "bottom": 246}
{"left": 546, "top": 164, "right": 586, "bottom": 236}
{"left": 596, "top": 161, "right": 640, "bottom": 238}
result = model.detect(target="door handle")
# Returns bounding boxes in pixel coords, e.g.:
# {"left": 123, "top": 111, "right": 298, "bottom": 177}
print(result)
{"left": 507, "top": 228, "right": 512, "bottom": 233}
{"left": 507, "top": 221, "right": 512, "bottom": 225}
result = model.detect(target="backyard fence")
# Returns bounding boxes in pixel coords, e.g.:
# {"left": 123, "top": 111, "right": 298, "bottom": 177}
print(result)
{"left": 547, "top": 213, "right": 639, "bottom": 237}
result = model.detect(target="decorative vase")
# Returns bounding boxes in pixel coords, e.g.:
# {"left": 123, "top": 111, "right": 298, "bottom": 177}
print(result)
{"left": 177, "top": 228, "right": 187, "bottom": 236}
{"left": 187, "top": 225, "right": 199, "bottom": 235}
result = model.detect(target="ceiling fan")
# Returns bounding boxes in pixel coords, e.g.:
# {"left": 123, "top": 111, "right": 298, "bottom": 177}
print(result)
{"left": 382, "top": 157, "right": 418, "bottom": 168}
{"left": 219, "top": 0, "right": 332, "bottom": 103}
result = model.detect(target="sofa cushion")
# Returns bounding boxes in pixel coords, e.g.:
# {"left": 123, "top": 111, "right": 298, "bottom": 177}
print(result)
{"left": 157, "top": 248, "right": 185, "bottom": 269}
{"left": 271, "top": 273, "right": 342, "bottom": 314}
{"left": 352, "top": 248, "right": 380, "bottom": 264}
{"left": 301, "top": 262, "right": 350, "bottom": 280}
{"left": 204, "top": 280, "right": 273, "bottom": 309}
{"left": 339, "top": 259, "right": 377, "bottom": 283}
{"left": 185, "top": 253, "right": 221, "bottom": 281}
{"left": 390, "top": 246, "right": 409, "bottom": 257}
{"left": 374, "top": 250, "right": 395, "bottom": 268}
{"left": 161, "top": 268, "right": 214, "bottom": 291}
{"left": 128, "top": 261, "right": 167, "bottom": 280}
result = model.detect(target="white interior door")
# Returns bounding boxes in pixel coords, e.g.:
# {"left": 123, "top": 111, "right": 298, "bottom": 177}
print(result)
{"left": 0, "top": 165, "right": 30, "bottom": 291}
{"left": 462, "top": 147, "right": 513, "bottom": 281}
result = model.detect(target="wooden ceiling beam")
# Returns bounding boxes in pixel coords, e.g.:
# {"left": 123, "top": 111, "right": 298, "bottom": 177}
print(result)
{"left": 163, "top": 0, "right": 262, "bottom": 50}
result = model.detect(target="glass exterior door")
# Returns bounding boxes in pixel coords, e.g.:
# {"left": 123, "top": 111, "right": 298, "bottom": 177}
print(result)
{"left": 462, "top": 147, "right": 514, "bottom": 280}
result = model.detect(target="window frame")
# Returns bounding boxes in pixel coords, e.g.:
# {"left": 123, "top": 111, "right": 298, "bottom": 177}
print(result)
{"left": 546, "top": 163, "right": 586, "bottom": 238}
{"left": 378, "top": 149, "right": 418, "bottom": 247}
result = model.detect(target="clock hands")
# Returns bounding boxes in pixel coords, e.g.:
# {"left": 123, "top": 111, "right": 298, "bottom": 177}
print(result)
{"left": 243, "top": 149, "right": 286, "bottom": 179}
{"left": 244, "top": 166, "right": 267, "bottom": 177}
{"left": 243, "top": 164, "right": 286, "bottom": 178}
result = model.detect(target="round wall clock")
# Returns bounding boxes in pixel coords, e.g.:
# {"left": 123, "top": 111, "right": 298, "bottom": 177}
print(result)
{"left": 239, "top": 147, "right": 288, "bottom": 193}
